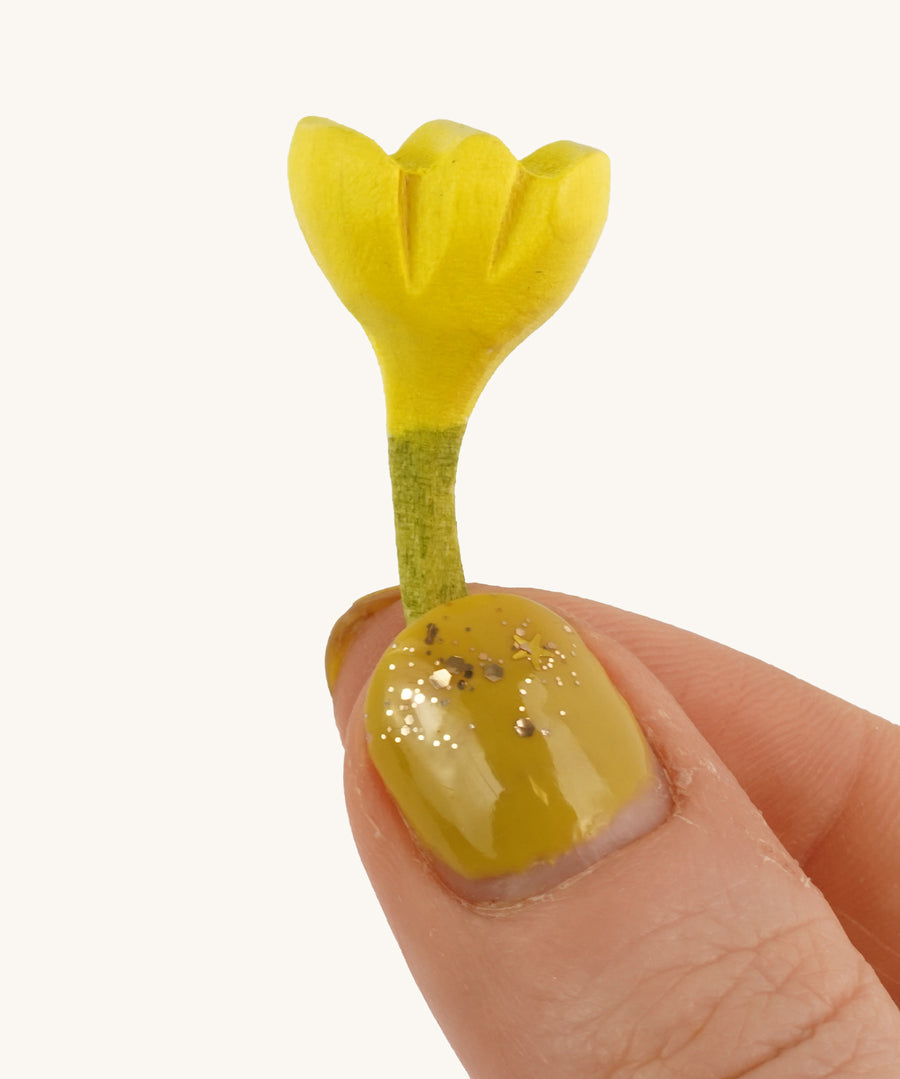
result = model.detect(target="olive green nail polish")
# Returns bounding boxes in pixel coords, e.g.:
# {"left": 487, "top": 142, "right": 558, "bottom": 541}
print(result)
{"left": 365, "top": 593, "right": 657, "bottom": 881}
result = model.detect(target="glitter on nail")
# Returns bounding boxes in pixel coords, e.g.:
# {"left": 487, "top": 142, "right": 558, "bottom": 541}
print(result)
{"left": 433, "top": 739, "right": 441, "bottom": 747}
{"left": 483, "top": 663, "right": 504, "bottom": 682}
{"left": 512, "top": 632, "right": 554, "bottom": 669}
{"left": 430, "top": 668, "right": 453, "bottom": 690}
{"left": 400, "top": 688, "right": 413, "bottom": 700}
{"left": 514, "top": 718, "right": 535, "bottom": 737}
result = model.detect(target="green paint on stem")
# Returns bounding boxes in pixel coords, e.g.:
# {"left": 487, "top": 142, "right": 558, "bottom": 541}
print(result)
{"left": 388, "top": 426, "right": 468, "bottom": 623}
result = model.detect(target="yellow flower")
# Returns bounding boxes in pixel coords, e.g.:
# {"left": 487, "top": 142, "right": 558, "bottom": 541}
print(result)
{"left": 288, "top": 117, "right": 610, "bottom": 622}
{"left": 287, "top": 116, "right": 610, "bottom": 436}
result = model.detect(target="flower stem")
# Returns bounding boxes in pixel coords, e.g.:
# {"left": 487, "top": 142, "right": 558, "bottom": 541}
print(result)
{"left": 387, "top": 425, "right": 468, "bottom": 623}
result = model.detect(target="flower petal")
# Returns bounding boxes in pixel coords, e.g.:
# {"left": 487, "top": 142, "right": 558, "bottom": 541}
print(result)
{"left": 392, "top": 121, "right": 521, "bottom": 295}
{"left": 287, "top": 117, "right": 404, "bottom": 333}
{"left": 485, "top": 141, "right": 610, "bottom": 345}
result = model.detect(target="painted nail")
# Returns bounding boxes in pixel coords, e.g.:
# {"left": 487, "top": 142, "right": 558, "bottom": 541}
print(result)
{"left": 365, "top": 593, "right": 667, "bottom": 896}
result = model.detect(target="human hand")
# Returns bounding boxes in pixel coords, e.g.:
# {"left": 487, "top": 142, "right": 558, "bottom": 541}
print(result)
{"left": 327, "top": 585, "right": 900, "bottom": 1077}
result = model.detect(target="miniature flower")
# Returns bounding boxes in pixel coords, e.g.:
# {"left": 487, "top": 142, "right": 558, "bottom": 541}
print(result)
{"left": 288, "top": 117, "right": 610, "bottom": 620}
{"left": 288, "top": 116, "right": 609, "bottom": 435}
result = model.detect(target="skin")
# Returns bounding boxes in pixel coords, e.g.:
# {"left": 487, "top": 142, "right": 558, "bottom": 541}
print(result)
{"left": 329, "top": 584, "right": 900, "bottom": 1077}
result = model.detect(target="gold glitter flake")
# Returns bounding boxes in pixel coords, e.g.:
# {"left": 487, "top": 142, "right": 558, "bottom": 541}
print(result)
{"left": 512, "top": 632, "right": 554, "bottom": 670}
{"left": 482, "top": 662, "right": 504, "bottom": 682}
{"left": 430, "top": 668, "right": 453, "bottom": 690}
{"left": 514, "top": 717, "right": 535, "bottom": 737}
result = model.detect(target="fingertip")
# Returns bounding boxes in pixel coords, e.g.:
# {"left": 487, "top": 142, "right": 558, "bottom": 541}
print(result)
{"left": 324, "top": 585, "right": 401, "bottom": 693}
{"left": 325, "top": 587, "right": 405, "bottom": 742}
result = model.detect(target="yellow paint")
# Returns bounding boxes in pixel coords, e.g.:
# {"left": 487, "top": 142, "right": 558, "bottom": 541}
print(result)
{"left": 365, "top": 594, "right": 654, "bottom": 880}
{"left": 288, "top": 117, "right": 610, "bottom": 435}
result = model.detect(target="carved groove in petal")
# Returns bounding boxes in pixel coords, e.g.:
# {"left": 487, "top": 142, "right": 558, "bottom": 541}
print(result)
{"left": 397, "top": 170, "right": 414, "bottom": 286}
{"left": 488, "top": 168, "right": 528, "bottom": 277}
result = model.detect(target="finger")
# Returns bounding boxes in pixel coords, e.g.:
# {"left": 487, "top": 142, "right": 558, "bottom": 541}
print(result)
{"left": 331, "top": 590, "right": 900, "bottom": 1077}
{"left": 512, "top": 585, "right": 900, "bottom": 1004}
{"left": 328, "top": 583, "right": 900, "bottom": 1002}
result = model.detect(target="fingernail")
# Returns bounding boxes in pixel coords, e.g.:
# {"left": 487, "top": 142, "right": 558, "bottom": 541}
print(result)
{"left": 365, "top": 593, "right": 668, "bottom": 897}
{"left": 325, "top": 586, "right": 401, "bottom": 694}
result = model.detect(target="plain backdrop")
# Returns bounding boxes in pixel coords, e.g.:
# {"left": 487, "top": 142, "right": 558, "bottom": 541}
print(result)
{"left": 2, "top": 1, "right": 897, "bottom": 1076}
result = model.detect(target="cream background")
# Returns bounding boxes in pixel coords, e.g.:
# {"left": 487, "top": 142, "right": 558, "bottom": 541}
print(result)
{"left": 2, "top": 1, "right": 897, "bottom": 1075}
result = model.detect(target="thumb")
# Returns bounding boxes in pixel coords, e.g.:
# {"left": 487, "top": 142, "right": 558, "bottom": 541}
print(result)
{"left": 329, "top": 589, "right": 900, "bottom": 1077}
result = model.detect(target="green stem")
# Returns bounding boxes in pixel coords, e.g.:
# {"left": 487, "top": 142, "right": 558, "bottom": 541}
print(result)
{"left": 388, "top": 425, "right": 468, "bottom": 623}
